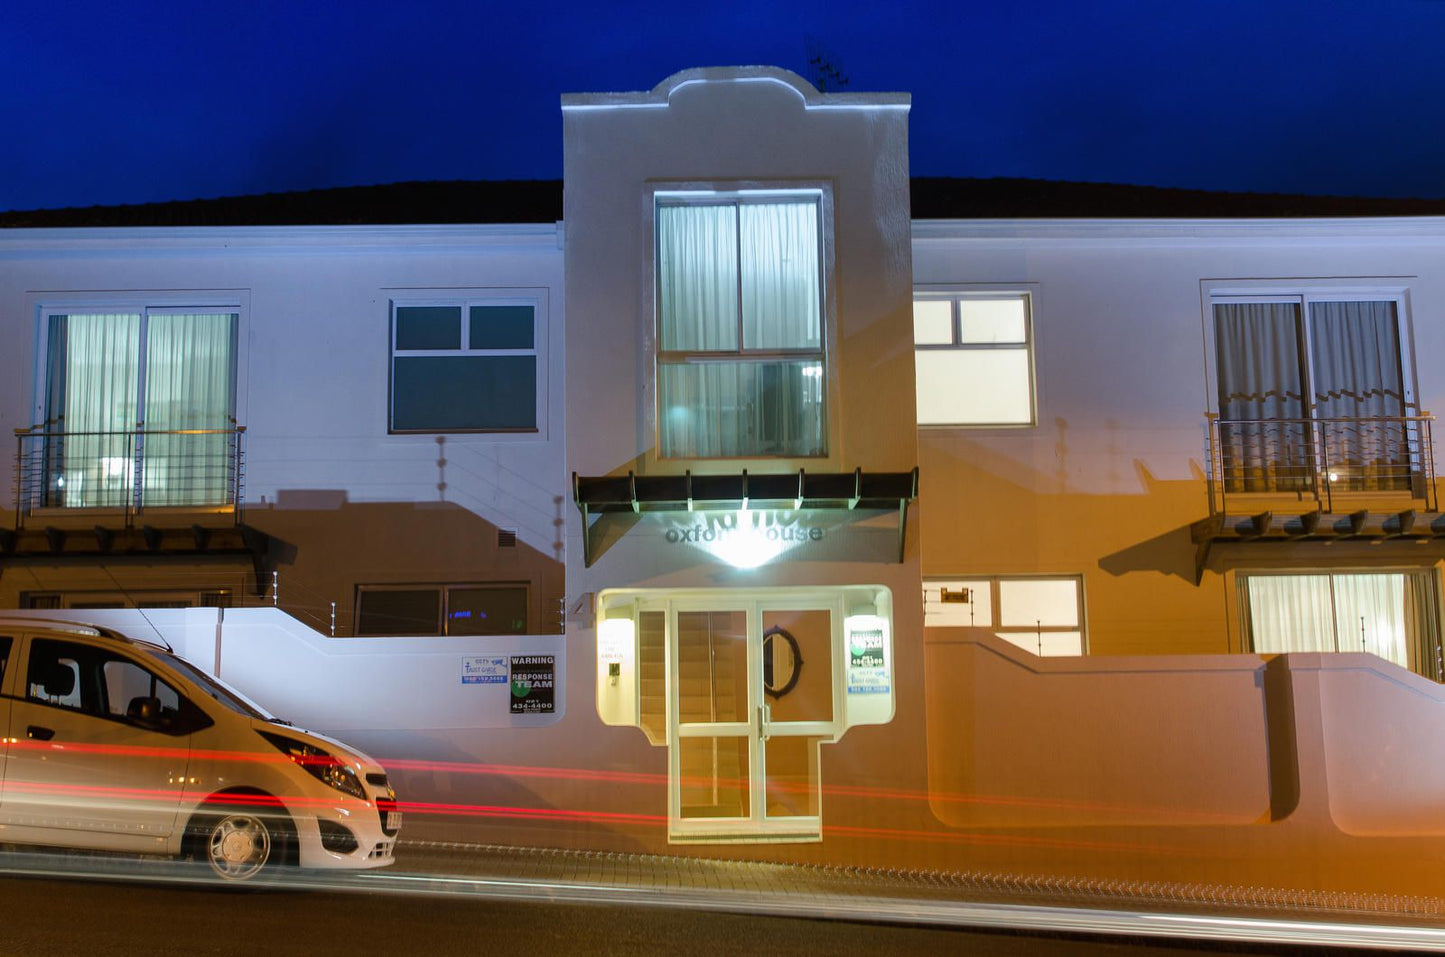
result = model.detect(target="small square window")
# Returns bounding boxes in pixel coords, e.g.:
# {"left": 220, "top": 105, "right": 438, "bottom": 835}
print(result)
{"left": 914, "top": 294, "right": 1035, "bottom": 427}
{"left": 390, "top": 299, "right": 538, "bottom": 432}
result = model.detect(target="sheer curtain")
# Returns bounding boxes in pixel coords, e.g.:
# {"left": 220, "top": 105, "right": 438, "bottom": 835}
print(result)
{"left": 1308, "top": 301, "right": 1407, "bottom": 490}
{"left": 1245, "top": 575, "right": 1334, "bottom": 653}
{"left": 1213, "top": 302, "right": 1307, "bottom": 491}
{"left": 50, "top": 313, "right": 142, "bottom": 507}
{"left": 657, "top": 200, "right": 823, "bottom": 457}
{"left": 143, "top": 313, "right": 237, "bottom": 505}
{"left": 1247, "top": 572, "right": 1413, "bottom": 668}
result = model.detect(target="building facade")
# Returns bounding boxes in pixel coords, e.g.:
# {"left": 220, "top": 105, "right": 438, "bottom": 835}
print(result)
{"left": 4, "top": 67, "right": 1445, "bottom": 898}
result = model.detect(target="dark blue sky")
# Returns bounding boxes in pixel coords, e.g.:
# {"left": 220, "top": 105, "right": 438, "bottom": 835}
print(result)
{"left": 5, "top": 0, "right": 1443, "bottom": 212}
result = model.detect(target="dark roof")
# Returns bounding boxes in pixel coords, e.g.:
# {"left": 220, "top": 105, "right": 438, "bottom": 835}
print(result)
{"left": 4, "top": 177, "right": 1445, "bottom": 228}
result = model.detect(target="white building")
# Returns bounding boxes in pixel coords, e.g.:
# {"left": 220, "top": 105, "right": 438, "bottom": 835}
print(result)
{"left": 5, "top": 67, "right": 1445, "bottom": 899}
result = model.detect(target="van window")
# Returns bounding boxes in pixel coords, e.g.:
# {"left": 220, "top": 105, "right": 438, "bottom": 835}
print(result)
{"left": 102, "top": 658, "right": 181, "bottom": 718}
{"left": 0, "top": 637, "right": 12, "bottom": 683}
{"left": 27, "top": 639, "right": 86, "bottom": 710}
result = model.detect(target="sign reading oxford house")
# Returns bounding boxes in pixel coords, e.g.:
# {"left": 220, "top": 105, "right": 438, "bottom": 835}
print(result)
{"left": 654, "top": 508, "right": 897, "bottom": 568}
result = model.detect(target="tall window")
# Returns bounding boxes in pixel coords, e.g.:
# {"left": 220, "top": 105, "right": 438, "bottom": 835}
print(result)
{"left": 914, "top": 293, "right": 1035, "bottom": 427}
{"left": 390, "top": 299, "right": 538, "bottom": 432}
{"left": 1213, "top": 296, "right": 1412, "bottom": 493}
{"left": 923, "top": 576, "right": 1085, "bottom": 656}
{"left": 655, "top": 193, "right": 825, "bottom": 458}
{"left": 1240, "top": 570, "right": 1441, "bottom": 678}
{"left": 41, "top": 308, "right": 238, "bottom": 507}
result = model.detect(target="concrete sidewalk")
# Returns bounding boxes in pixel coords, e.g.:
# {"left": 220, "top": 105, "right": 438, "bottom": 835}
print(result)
{"left": 392, "top": 838, "right": 1445, "bottom": 927}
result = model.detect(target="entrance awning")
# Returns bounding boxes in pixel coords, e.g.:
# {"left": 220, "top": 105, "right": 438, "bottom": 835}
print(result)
{"left": 573, "top": 467, "right": 918, "bottom": 567}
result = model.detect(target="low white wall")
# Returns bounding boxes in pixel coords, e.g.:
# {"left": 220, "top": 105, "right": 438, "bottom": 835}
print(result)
{"left": 3, "top": 608, "right": 566, "bottom": 733}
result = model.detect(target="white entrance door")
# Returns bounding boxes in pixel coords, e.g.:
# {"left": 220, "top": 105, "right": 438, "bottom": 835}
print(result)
{"left": 666, "top": 599, "right": 837, "bottom": 842}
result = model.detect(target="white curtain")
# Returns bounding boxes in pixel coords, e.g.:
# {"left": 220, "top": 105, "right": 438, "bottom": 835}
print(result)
{"left": 1213, "top": 302, "right": 1308, "bottom": 491}
{"left": 1247, "top": 573, "right": 1410, "bottom": 667}
{"left": 143, "top": 313, "right": 237, "bottom": 505}
{"left": 53, "top": 313, "right": 141, "bottom": 507}
{"left": 657, "top": 200, "right": 823, "bottom": 457}
{"left": 1246, "top": 575, "right": 1335, "bottom": 653}
{"left": 1308, "top": 301, "right": 1407, "bottom": 490}
{"left": 740, "top": 202, "right": 820, "bottom": 350}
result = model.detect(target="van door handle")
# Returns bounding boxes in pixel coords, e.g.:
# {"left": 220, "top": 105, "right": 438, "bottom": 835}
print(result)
{"left": 27, "top": 725, "right": 55, "bottom": 741}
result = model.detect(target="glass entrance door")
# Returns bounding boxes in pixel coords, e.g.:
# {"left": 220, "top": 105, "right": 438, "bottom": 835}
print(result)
{"left": 667, "top": 600, "right": 836, "bottom": 842}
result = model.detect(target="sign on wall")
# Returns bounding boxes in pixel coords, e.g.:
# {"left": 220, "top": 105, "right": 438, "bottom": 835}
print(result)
{"left": 461, "top": 655, "right": 508, "bottom": 684}
{"left": 510, "top": 655, "right": 556, "bottom": 714}
{"left": 846, "top": 627, "right": 889, "bottom": 695}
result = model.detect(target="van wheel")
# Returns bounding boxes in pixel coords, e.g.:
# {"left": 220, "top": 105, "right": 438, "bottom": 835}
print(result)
{"left": 196, "top": 809, "right": 281, "bottom": 882}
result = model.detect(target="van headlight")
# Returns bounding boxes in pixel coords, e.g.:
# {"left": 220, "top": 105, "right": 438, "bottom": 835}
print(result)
{"left": 258, "top": 730, "right": 366, "bottom": 799}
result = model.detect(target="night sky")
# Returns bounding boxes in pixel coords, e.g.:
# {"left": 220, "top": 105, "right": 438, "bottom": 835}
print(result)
{"left": 5, "top": 0, "right": 1444, "bottom": 213}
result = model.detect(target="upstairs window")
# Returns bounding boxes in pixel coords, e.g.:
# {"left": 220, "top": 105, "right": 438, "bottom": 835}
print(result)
{"left": 390, "top": 299, "right": 538, "bottom": 432}
{"left": 38, "top": 307, "right": 238, "bottom": 508}
{"left": 914, "top": 293, "right": 1035, "bottom": 426}
{"left": 655, "top": 193, "right": 826, "bottom": 458}
{"left": 1213, "top": 296, "right": 1414, "bottom": 494}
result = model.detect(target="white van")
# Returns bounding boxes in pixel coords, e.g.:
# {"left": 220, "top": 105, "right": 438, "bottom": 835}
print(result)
{"left": 0, "top": 618, "right": 399, "bottom": 881}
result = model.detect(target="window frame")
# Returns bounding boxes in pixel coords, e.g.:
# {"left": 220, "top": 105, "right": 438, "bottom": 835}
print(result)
{"left": 1202, "top": 282, "right": 1418, "bottom": 420}
{"left": 649, "top": 187, "right": 835, "bottom": 462}
{"left": 31, "top": 294, "right": 247, "bottom": 433}
{"left": 387, "top": 293, "right": 544, "bottom": 435}
{"left": 912, "top": 288, "right": 1037, "bottom": 428}
{"left": 1234, "top": 566, "right": 1443, "bottom": 679}
{"left": 922, "top": 574, "right": 1087, "bottom": 656}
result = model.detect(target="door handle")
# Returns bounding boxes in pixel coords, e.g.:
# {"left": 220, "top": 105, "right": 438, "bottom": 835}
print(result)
{"left": 27, "top": 725, "right": 55, "bottom": 741}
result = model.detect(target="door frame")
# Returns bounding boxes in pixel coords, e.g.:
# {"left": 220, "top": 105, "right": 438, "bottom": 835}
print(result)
{"left": 647, "top": 591, "right": 844, "bottom": 843}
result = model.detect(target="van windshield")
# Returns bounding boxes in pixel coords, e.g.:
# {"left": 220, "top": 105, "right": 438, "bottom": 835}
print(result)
{"left": 159, "top": 653, "right": 274, "bottom": 720}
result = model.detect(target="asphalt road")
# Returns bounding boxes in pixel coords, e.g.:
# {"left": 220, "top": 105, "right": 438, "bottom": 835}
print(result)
{"left": 0, "top": 869, "right": 1340, "bottom": 957}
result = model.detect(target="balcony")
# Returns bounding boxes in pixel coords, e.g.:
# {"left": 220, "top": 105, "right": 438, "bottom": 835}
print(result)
{"left": 1193, "top": 414, "right": 1441, "bottom": 581}
{"left": 1205, "top": 413, "right": 1436, "bottom": 515}
{"left": 5, "top": 426, "right": 270, "bottom": 585}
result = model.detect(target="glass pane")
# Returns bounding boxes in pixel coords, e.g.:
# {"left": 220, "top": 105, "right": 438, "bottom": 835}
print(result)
{"left": 915, "top": 348, "right": 1032, "bottom": 425}
{"left": 143, "top": 313, "right": 237, "bottom": 506}
{"left": 638, "top": 611, "right": 666, "bottom": 744}
{"left": 657, "top": 205, "right": 738, "bottom": 351}
{"left": 658, "top": 359, "right": 824, "bottom": 457}
{"left": 1307, "top": 301, "right": 1409, "bottom": 491}
{"left": 958, "top": 298, "right": 1027, "bottom": 343}
{"left": 49, "top": 313, "right": 141, "bottom": 508}
{"left": 679, "top": 736, "right": 750, "bottom": 819}
{"left": 998, "top": 631, "right": 1083, "bottom": 656}
{"left": 740, "top": 201, "right": 820, "bottom": 350}
{"left": 1332, "top": 574, "right": 1408, "bottom": 666}
{"left": 761, "top": 610, "right": 832, "bottom": 723}
{"left": 392, "top": 355, "right": 536, "bottom": 431}
{"left": 675, "top": 611, "right": 748, "bottom": 724}
{"left": 999, "top": 579, "right": 1079, "bottom": 628}
{"left": 395, "top": 306, "right": 461, "bottom": 350}
{"left": 1246, "top": 575, "right": 1334, "bottom": 653}
{"left": 764, "top": 736, "right": 819, "bottom": 818}
{"left": 356, "top": 589, "right": 441, "bottom": 636}
{"left": 923, "top": 580, "right": 992, "bottom": 627}
{"left": 913, "top": 300, "right": 953, "bottom": 345}
{"left": 447, "top": 586, "right": 527, "bottom": 636}
{"left": 469, "top": 305, "right": 533, "bottom": 350}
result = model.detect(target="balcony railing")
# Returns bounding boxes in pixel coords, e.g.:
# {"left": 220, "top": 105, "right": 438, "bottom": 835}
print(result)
{"left": 1205, "top": 414, "right": 1436, "bottom": 515}
{"left": 13, "top": 426, "right": 246, "bottom": 529}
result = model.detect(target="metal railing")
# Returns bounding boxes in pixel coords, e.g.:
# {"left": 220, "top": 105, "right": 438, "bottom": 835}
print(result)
{"left": 1205, "top": 413, "right": 1436, "bottom": 514}
{"left": 13, "top": 425, "right": 245, "bottom": 528}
